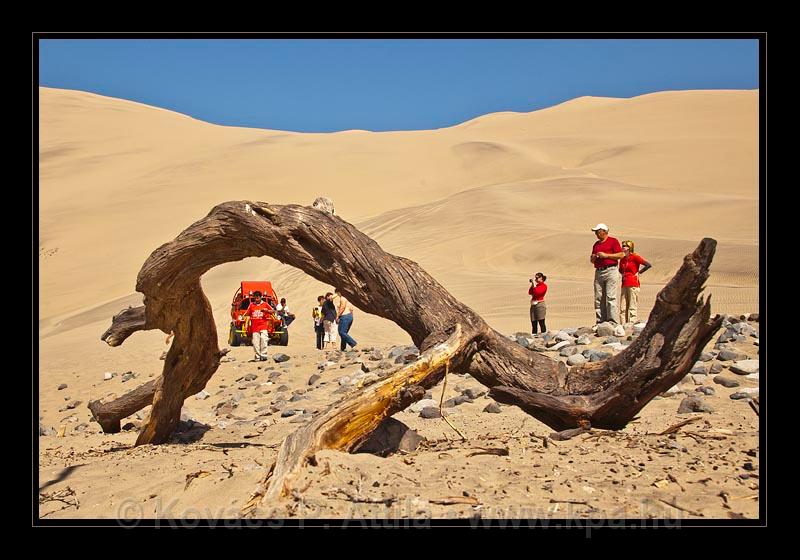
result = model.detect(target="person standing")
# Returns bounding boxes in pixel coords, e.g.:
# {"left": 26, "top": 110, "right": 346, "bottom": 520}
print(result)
{"left": 528, "top": 272, "right": 548, "bottom": 335}
{"left": 335, "top": 288, "right": 357, "bottom": 351}
{"left": 589, "top": 223, "right": 624, "bottom": 325}
{"left": 618, "top": 240, "right": 652, "bottom": 324}
{"left": 244, "top": 290, "right": 272, "bottom": 361}
{"left": 321, "top": 292, "right": 338, "bottom": 349}
{"left": 312, "top": 295, "right": 325, "bottom": 350}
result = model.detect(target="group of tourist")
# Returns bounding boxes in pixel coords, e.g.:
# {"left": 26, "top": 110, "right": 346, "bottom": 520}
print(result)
{"left": 312, "top": 289, "right": 357, "bottom": 351}
{"left": 528, "top": 222, "right": 652, "bottom": 335}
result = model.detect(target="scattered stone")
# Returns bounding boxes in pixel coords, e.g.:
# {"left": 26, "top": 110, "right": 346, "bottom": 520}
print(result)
{"left": 281, "top": 409, "right": 297, "bottom": 418}
{"left": 555, "top": 331, "right": 575, "bottom": 343}
{"left": 695, "top": 386, "right": 715, "bottom": 396}
{"left": 57, "top": 383, "right": 68, "bottom": 390}
{"left": 677, "top": 396, "right": 714, "bottom": 414}
{"left": 272, "top": 353, "right": 290, "bottom": 363}
{"left": 576, "top": 335, "right": 591, "bottom": 345}
{"left": 613, "top": 324, "right": 626, "bottom": 338}
{"left": 603, "top": 336, "right": 619, "bottom": 344}
{"left": 121, "top": 372, "right": 137, "bottom": 383}
{"left": 121, "top": 422, "right": 138, "bottom": 431}
{"left": 691, "top": 374, "right": 708, "bottom": 385}
{"left": 419, "top": 406, "right": 441, "bottom": 419}
{"left": 39, "top": 424, "right": 56, "bottom": 437}
{"left": 709, "top": 363, "right": 725, "bottom": 374}
{"left": 713, "top": 375, "right": 740, "bottom": 388}
{"left": 356, "top": 418, "right": 424, "bottom": 457}
{"left": 595, "top": 322, "right": 616, "bottom": 337}
{"left": 462, "top": 388, "right": 485, "bottom": 400}
{"left": 409, "top": 399, "right": 438, "bottom": 414}
{"left": 268, "top": 371, "right": 282, "bottom": 380}
{"left": 698, "top": 352, "right": 714, "bottom": 362}
{"left": 308, "top": 374, "right": 321, "bottom": 386}
{"left": 244, "top": 373, "right": 258, "bottom": 382}
{"left": 103, "top": 372, "right": 114, "bottom": 381}
{"left": 483, "top": 402, "right": 502, "bottom": 414}
{"left": 194, "top": 390, "right": 210, "bottom": 400}
{"left": 289, "top": 394, "right": 308, "bottom": 402}
{"left": 276, "top": 385, "right": 290, "bottom": 392}
{"left": 748, "top": 313, "right": 759, "bottom": 322}
{"left": 515, "top": 336, "right": 530, "bottom": 348}
{"left": 690, "top": 362, "right": 708, "bottom": 375}
{"left": 589, "top": 351, "right": 612, "bottom": 362}
{"left": 729, "top": 360, "right": 759, "bottom": 376}
{"left": 547, "top": 340, "right": 570, "bottom": 351}
{"left": 567, "top": 354, "right": 587, "bottom": 366}
{"left": 559, "top": 345, "right": 579, "bottom": 357}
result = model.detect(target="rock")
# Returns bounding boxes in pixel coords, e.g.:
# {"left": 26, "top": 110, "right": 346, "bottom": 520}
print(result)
{"left": 748, "top": 313, "right": 759, "bottom": 322}
{"left": 409, "top": 399, "right": 438, "bottom": 413}
{"left": 718, "top": 349, "right": 747, "bottom": 362}
{"left": 462, "top": 388, "right": 485, "bottom": 400}
{"left": 103, "top": 372, "right": 114, "bottom": 381}
{"left": 729, "top": 360, "right": 759, "bottom": 375}
{"left": 64, "top": 400, "right": 81, "bottom": 410}
{"left": 695, "top": 386, "right": 715, "bottom": 396}
{"left": 289, "top": 394, "right": 308, "bottom": 402}
{"left": 73, "top": 423, "right": 89, "bottom": 433}
{"left": 576, "top": 335, "right": 591, "bottom": 346}
{"left": 515, "top": 336, "right": 530, "bottom": 348}
{"left": 244, "top": 373, "right": 258, "bottom": 381}
{"left": 338, "top": 376, "right": 352, "bottom": 386}
{"left": 595, "top": 322, "right": 616, "bottom": 337}
{"left": 698, "top": 352, "right": 714, "bottom": 362}
{"left": 368, "top": 350, "right": 384, "bottom": 361}
{"left": 268, "top": 371, "right": 282, "bottom": 380}
{"left": 276, "top": 385, "right": 290, "bottom": 392}
{"left": 555, "top": 331, "right": 575, "bottom": 343}
{"left": 559, "top": 345, "right": 579, "bottom": 357}
{"left": 662, "top": 384, "right": 685, "bottom": 397}
{"left": 613, "top": 324, "right": 626, "bottom": 338}
{"left": 308, "top": 374, "right": 321, "bottom": 386}
{"left": 567, "top": 354, "right": 587, "bottom": 366}
{"left": 121, "top": 372, "right": 136, "bottom": 383}
{"left": 709, "top": 362, "right": 725, "bottom": 374}
{"left": 691, "top": 374, "right": 708, "bottom": 385}
{"left": 194, "top": 390, "right": 210, "bottom": 400}
{"left": 483, "top": 402, "right": 502, "bottom": 414}
{"left": 442, "top": 398, "right": 458, "bottom": 409}
{"left": 121, "top": 422, "right": 138, "bottom": 431}
{"left": 603, "top": 336, "right": 619, "bottom": 344}
{"left": 272, "top": 353, "right": 290, "bottom": 363}
{"left": 356, "top": 417, "right": 424, "bottom": 456}
{"left": 575, "top": 327, "right": 594, "bottom": 337}
{"left": 589, "top": 351, "right": 612, "bottom": 362}
{"left": 548, "top": 340, "right": 570, "bottom": 351}
{"left": 690, "top": 362, "right": 708, "bottom": 375}
{"left": 677, "top": 396, "right": 714, "bottom": 414}
{"left": 541, "top": 332, "right": 554, "bottom": 343}
{"left": 419, "top": 406, "right": 441, "bottom": 419}
{"left": 39, "top": 423, "right": 56, "bottom": 437}
{"left": 453, "top": 394, "right": 473, "bottom": 406}
{"left": 281, "top": 409, "right": 297, "bottom": 418}
{"left": 730, "top": 391, "right": 753, "bottom": 400}
{"left": 713, "top": 375, "right": 740, "bottom": 388}
{"left": 57, "top": 383, "right": 68, "bottom": 390}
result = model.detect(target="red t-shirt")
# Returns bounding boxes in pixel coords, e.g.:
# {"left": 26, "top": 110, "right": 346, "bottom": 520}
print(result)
{"left": 592, "top": 236, "right": 623, "bottom": 268}
{"left": 529, "top": 282, "right": 547, "bottom": 302}
{"left": 245, "top": 302, "right": 273, "bottom": 333}
{"left": 619, "top": 253, "right": 646, "bottom": 287}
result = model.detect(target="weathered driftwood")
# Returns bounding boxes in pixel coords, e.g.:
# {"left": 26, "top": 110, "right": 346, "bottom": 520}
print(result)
{"left": 91, "top": 200, "right": 721, "bottom": 449}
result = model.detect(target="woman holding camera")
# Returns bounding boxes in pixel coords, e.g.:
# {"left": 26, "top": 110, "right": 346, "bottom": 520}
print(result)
{"left": 528, "top": 272, "right": 548, "bottom": 335}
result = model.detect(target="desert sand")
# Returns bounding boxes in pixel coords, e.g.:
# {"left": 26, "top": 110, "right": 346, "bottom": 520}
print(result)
{"left": 38, "top": 87, "right": 760, "bottom": 521}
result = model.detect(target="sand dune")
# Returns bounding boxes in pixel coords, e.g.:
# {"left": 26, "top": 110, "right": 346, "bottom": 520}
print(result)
{"left": 39, "top": 86, "right": 758, "bottom": 344}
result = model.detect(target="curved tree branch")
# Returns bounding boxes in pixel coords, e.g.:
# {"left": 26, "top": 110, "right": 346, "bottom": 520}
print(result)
{"left": 91, "top": 200, "right": 721, "bottom": 446}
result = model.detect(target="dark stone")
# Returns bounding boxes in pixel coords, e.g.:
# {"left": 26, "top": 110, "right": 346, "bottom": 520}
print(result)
{"left": 419, "top": 406, "right": 441, "bottom": 419}
{"left": 698, "top": 352, "right": 714, "bottom": 362}
{"left": 269, "top": 371, "right": 282, "bottom": 380}
{"left": 709, "top": 362, "right": 725, "bottom": 374}
{"left": 121, "top": 422, "right": 138, "bottom": 431}
{"left": 289, "top": 394, "right": 308, "bottom": 402}
{"left": 57, "top": 383, "right": 68, "bottom": 390}
{"left": 748, "top": 313, "right": 759, "bottom": 322}
{"left": 244, "top": 373, "right": 258, "bottom": 381}
{"left": 355, "top": 417, "right": 424, "bottom": 457}
{"left": 462, "top": 388, "right": 486, "bottom": 400}
{"left": 121, "top": 372, "right": 137, "bottom": 383}
{"left": 273, "top": 353, "right": 291, "bottom": 363}
{"left": 516, "top": 336, "right": 530, "bottom": 348}
{"left": 308, "top": 374, "right": 321, "bottom": 386}
{"left": 559, "top": 345, "right": 579, "bottom": 357}
{"left": 677, "top": 396, "right": 714, "bottom": 414}
{"left": 730, "top": 392, "right": 752, "bottom": 400}
{"left": 369, "top": 350, "right": 384, "bottom": 361}
{"left": 280, "top": 409, "right": 297, "bottom": 418}
{"left": 483, "top": 402, "right": 502, "bottom": 414}
{"left": 718, "top": 349, "right": 745, "bottom": 361}
{"left": 589, "top": 351, "right": 612, "bottom": 362}
{"left": 695, "top": 386, "right": 715, "bottom": 396}
{"left": 276, "top": 385, "right": 290, "bottom": 392}
{"left": 713, "top": 376, "right": 740, "bottom": 388}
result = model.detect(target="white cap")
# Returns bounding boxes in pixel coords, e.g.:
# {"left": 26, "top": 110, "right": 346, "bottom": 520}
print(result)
{"left": 591, "top": 223, "right": 609, "bottom": 232}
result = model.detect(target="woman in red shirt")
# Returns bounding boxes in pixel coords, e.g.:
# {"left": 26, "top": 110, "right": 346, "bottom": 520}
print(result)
{"left": 528, "top": 272, "right": 548, "bottom": 335}
{"left": 618, "top": 240, "right": 652, "bottom": 324}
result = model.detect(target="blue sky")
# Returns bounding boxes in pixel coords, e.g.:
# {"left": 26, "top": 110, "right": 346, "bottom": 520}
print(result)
{"left": 38, "top": 38, "right": 759, "bottom": 133}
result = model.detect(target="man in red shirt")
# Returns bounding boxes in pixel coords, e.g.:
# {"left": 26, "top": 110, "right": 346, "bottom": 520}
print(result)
{"left": 589, "top": 223, "right": 624, "bottom": 325}
{"left": 244, "top": 291, "right": 272, "bottom": 361}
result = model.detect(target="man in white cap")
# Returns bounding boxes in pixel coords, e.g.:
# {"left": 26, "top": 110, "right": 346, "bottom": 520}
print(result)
{"left": 589, "top": 223, "right": 624, "bottom": 325}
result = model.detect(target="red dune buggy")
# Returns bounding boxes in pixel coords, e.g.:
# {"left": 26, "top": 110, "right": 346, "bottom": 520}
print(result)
{"left": 228, "top": 281, "right": 289, "bottom": 346}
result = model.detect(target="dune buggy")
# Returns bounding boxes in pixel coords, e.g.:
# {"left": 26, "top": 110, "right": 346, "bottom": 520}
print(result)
{"left": 228, "top": 281, "right": 289, "bottom": 347}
